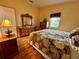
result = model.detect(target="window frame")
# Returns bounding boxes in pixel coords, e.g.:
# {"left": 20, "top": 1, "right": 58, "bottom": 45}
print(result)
{"left": 49, "top": 17, "right": 60, "bottom": 28}
{"left": 48, "top": 12, "right": 61, "bottom": 29}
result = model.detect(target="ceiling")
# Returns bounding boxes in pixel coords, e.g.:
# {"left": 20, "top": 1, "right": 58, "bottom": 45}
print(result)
{"left": 26, "top": 0, "right": 78, "bottom": 7}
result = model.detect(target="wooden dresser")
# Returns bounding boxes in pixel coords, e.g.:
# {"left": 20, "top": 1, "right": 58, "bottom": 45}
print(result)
{"left": 0, "top": 36, "right": 18, "bottom": 59}
{"left": 18, "top": 26, "right": 35, "bottom": 37}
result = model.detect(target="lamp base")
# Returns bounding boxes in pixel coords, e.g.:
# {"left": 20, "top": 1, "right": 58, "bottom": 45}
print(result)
{"left": 6, "top": 34, "right": 12, "bottom": 37}
{"left": 5, "top": 29, "right": 12, "bottom": 37}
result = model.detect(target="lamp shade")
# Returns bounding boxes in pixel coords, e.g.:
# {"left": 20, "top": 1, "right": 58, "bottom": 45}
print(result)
{"left": 2, "top": 19, "right": 12, "bottom": 27}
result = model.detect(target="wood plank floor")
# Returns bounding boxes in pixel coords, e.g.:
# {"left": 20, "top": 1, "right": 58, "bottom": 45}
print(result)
{"left": 12, "top": 37, "right": 45, "bottom": 59}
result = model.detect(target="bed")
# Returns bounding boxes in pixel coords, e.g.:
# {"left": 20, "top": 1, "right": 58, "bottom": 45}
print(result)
{"left": 28, "top": 29, "right": 71, "bottom": 59}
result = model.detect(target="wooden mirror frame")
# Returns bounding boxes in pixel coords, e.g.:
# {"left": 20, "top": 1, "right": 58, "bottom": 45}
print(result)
{"left": 21, "top": 14, "right": 32, "bottom": 26}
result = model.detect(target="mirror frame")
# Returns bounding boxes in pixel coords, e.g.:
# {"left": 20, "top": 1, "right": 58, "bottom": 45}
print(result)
{"left": 21, "top": 14, "right": 32, "bottom": 26}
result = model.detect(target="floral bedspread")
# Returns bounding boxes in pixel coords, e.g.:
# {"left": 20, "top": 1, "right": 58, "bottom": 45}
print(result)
{"left": 29, "top": 29, "right": 71, "bottom": 59}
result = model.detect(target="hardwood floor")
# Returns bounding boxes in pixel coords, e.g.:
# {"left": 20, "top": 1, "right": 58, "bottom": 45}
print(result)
{"left": 12, "top": 37, "right": 45, "bottom": 59}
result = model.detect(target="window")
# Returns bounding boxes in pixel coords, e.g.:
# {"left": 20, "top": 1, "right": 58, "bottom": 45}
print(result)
{"left": 49, "top": 17, "right": 60, "bottom": 28}
{"left": 49, "top": 12, "right": 61, "bottom": 28}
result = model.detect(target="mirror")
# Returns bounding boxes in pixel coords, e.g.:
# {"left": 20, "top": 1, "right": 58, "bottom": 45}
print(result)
{"left": 21, "top": 14, "right": 32, "bottom": 26}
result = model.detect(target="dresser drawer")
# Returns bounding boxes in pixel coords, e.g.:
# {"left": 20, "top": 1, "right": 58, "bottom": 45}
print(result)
{"left": 18, "top": 27, "right": 35, "bottom": 37}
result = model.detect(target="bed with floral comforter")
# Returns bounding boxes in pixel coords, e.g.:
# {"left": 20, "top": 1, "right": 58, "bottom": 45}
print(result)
{"left": 28, "top": 29, "right": 71, "bottom": 59}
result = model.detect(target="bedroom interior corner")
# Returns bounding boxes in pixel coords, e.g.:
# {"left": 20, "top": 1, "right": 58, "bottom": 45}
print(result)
{"left": 0, "top": 0, "right": 79, "bottom": 59}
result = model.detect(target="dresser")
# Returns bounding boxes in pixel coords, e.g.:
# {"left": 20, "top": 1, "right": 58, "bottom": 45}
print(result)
{"left": 0, "top": 36, "right": 18, "bottom": 59}
{"left": 18, "top": 26, "right": 35, "bottom": 37}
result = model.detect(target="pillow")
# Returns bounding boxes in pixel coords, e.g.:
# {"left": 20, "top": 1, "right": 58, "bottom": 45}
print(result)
{"left": 74, "top": 35, "right": 79, "bottom": 42}
{"left": 72, "top": 35, "right": 79, "bottom": 47}
{"left": 70, "top": 28, "right": 79, "bottom": 38}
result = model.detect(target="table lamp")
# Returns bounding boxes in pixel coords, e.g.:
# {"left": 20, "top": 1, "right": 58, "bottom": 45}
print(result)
{"left": 2, "top": 19, "right": 12, "bottom": 37}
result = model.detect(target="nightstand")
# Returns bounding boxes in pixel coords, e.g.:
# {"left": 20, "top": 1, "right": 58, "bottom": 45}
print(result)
{"left": 0, "top": 36, "right": 18, "bottom": 59}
